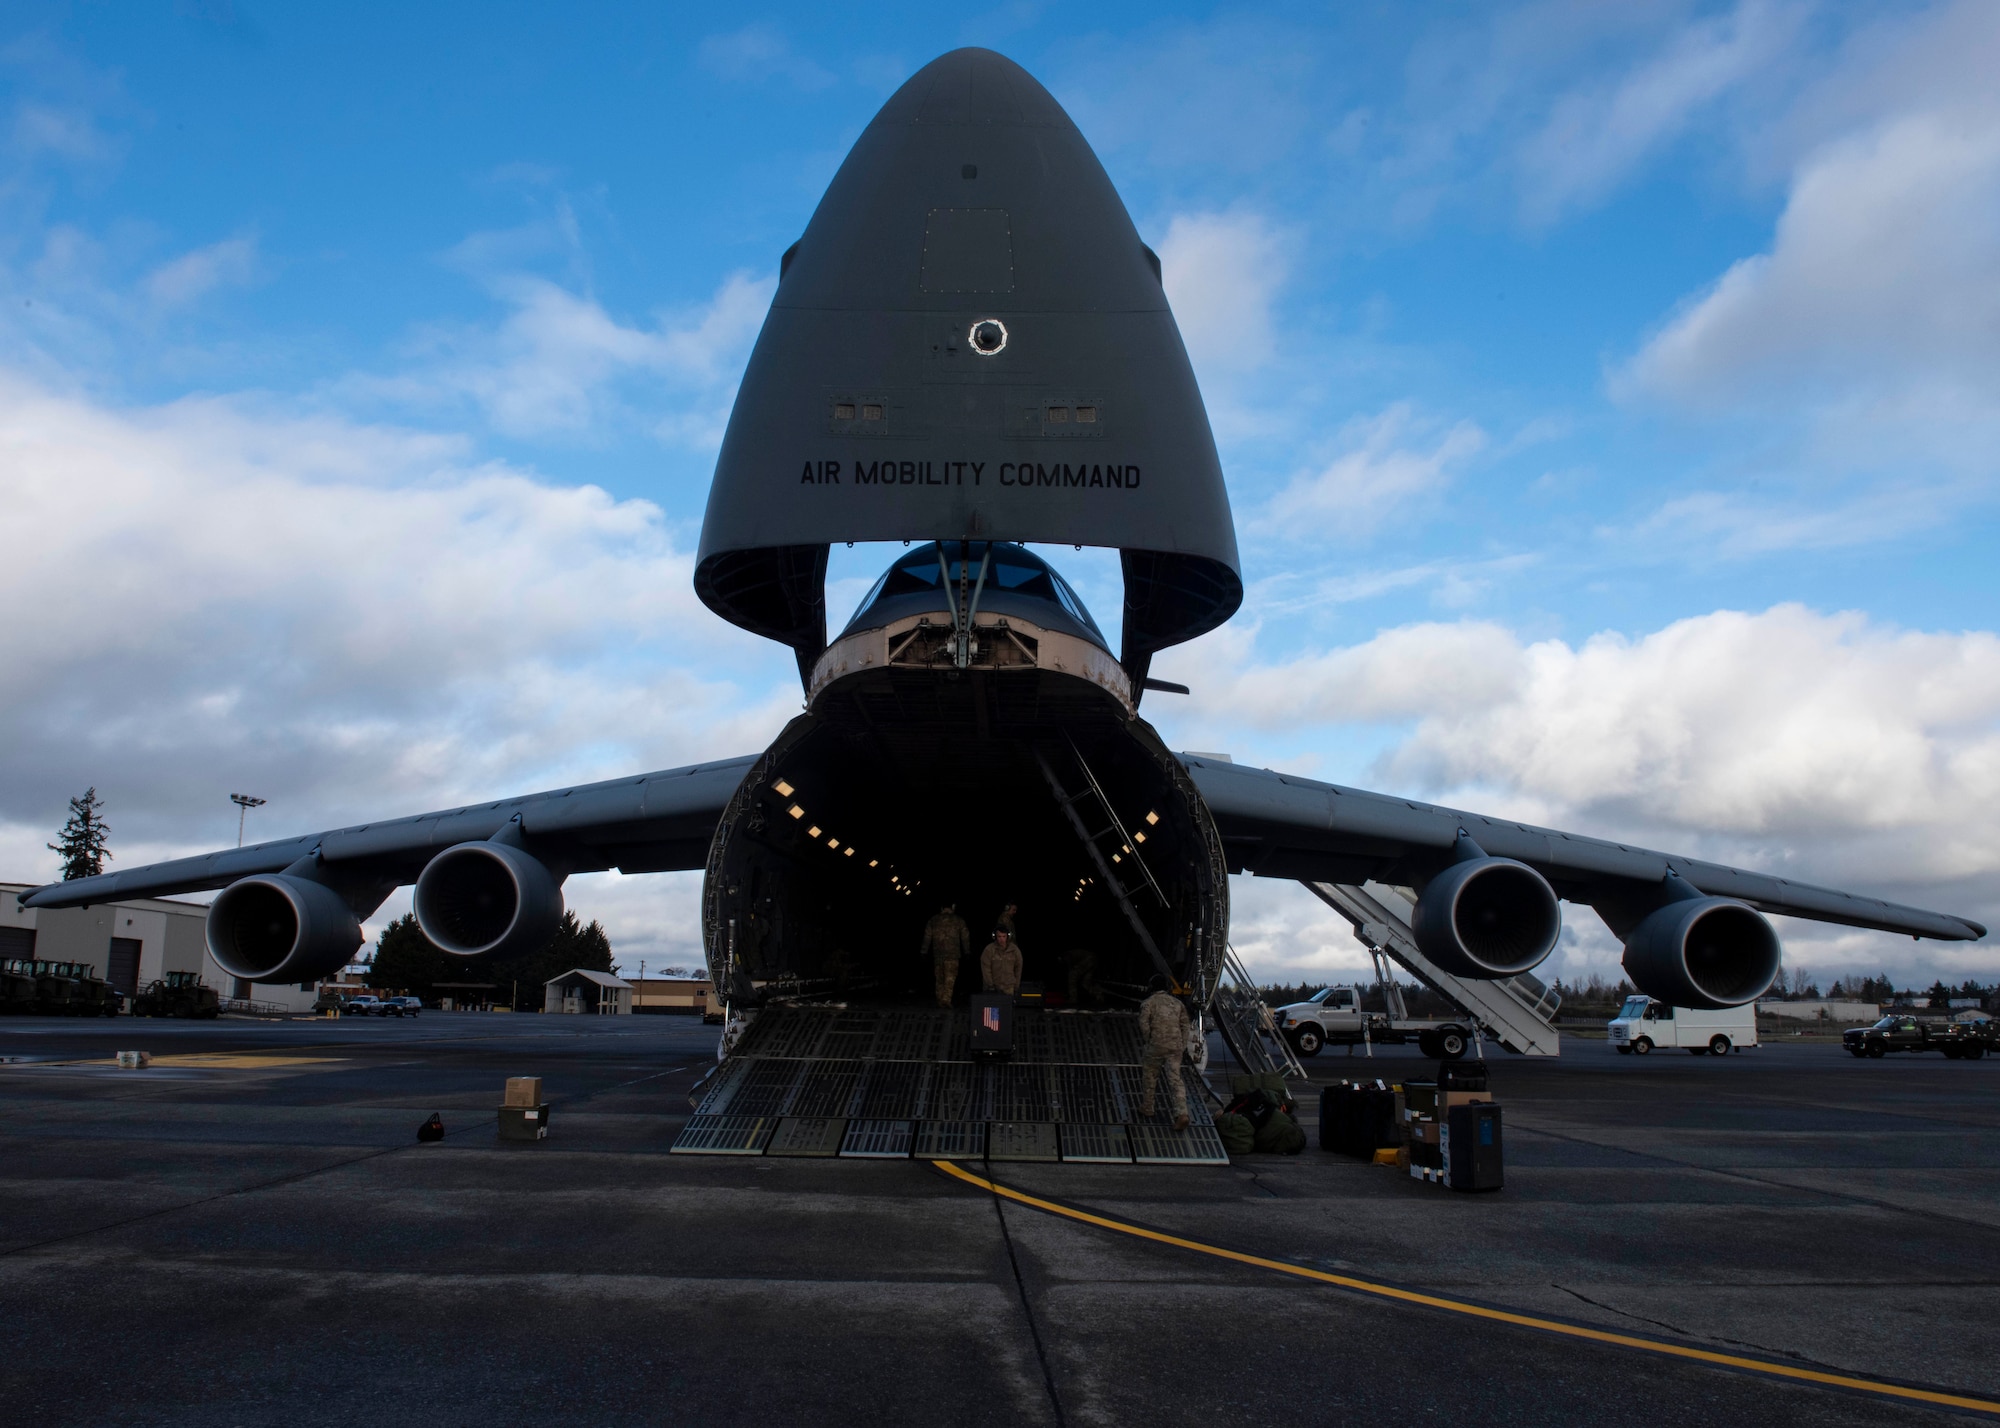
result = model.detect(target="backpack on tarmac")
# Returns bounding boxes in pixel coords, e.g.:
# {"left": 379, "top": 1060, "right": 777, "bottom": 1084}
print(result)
{"left": 1253, "top": 1109, "right": 1307, "bottom": 1155}
{"left": 1215, "top": 1113, "right": 1256, "bottom": 1156}
{"left": 1223, "top": 1089, "right": 1279, "bottom": 1130}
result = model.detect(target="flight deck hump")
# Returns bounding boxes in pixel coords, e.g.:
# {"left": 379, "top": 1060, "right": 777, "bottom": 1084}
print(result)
{"left": 695, "top": 47, "right": 1241, "bottom": 687}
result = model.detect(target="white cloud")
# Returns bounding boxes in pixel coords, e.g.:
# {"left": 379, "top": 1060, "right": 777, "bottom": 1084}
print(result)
{"left": 1257, "top": 403, "right": 1486, "bottom": 539}
{"left": 377, "top": 270, "right": 773, "bottom": 444}
{"left": 1621, "top": 0, "right": 2000, "bottom": 481}
{"left": 1156, "top": 211, "right": 1290, "bottom": 377}
{"left": 143, "top": 234, "right": 259, "bottom": 307}
{"left": 697, "top": 24, "right": 835, "bottom": 90}
{"left": 1629, "top": 111, "right": 2000, "bottom": 404}
{"left": 10, "top": 100, "right": 111, "bottom": 162}
{"left": 0, "top": 369, "right": 798, "bottom": 892}
{"left": 1516, "top": 0, "right": 1802, "bottom": 225}
{"left": 1163, "top": 605, "right": 2000, "bottom": 982}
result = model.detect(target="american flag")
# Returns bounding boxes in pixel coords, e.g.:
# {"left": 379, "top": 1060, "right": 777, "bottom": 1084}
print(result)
{"left": 983, "top": 1006, "right": 1001, "bottom": 1032}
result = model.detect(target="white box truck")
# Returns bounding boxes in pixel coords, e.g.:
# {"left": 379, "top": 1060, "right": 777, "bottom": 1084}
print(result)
{"left": 1607, "top": 995, "right": 1756, "bottom": 1056}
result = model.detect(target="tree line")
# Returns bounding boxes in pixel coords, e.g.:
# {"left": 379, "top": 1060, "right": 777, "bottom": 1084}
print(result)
{"left": 368, "top": 910, "right": 615, "bottom": 1010}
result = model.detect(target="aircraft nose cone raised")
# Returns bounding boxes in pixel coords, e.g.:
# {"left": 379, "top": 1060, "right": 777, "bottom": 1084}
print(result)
{"left": 696, "top": 46, "right": 1242, "bottom": 686}
{"left": 881, "top": 46, "right": 1069, "bottom": 128}
{"left": 773, "top": 47, "right": 1164, "bottom": 315}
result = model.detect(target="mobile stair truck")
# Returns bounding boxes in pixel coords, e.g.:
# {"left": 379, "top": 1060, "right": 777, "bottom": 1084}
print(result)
{"left": 1607, "top": 995, "right": 1756, "bottom": 1056}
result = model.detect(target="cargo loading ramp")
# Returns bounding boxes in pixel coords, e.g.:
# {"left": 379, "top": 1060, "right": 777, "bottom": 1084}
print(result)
{"left": 673, "top": 1006, "right": 1228, "bottom": 1164}
{"left": 1304, "top": 881, "right": 1563, "bottom": 1057}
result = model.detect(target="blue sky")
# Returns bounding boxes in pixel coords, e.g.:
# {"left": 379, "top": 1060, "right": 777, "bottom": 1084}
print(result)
{"left": 4, "top": 2, "right": 1998, "bottom": 987}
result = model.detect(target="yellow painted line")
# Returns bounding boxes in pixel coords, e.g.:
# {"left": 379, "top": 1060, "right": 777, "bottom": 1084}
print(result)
{"left": 934, "top": 1160, "right": 2000, "bottom": 1418}
{"left": 147, "top": 1054, "right": 347, "bottom": 1068}
{"left": 42, "top": 1054, "right": 350, "bottom": 1070}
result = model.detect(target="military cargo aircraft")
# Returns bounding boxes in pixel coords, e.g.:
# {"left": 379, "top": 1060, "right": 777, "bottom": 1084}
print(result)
{"left": 19, "top": 49, "right": 1984, "bottom": 1037}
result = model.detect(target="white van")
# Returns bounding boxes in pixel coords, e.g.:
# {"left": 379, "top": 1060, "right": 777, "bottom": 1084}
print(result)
{"left": 1607, "top": 996, "right": 1757, "bottom": 1056}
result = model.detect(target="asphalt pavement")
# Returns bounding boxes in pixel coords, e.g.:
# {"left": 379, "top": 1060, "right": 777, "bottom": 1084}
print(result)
{"left": 1, "top": 1012, "right": 1995, "bottom": 1426}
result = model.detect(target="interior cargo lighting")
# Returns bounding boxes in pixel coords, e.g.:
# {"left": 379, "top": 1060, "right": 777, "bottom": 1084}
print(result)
{"left": 1121, "top": 845, "right": 1132, "bottom": 854}
{"left": 844, "top": 848, "right": 855, "bottom": 857}
{"left": 827, "top": 837, "right": 839, "bottom": 849}
{"left": 1145, "top": 811, "right": 1159, "bottom": 825}
{"left": 1112, "top": 853, "right": 1123, "bottom": 863}
{"left": 774, "top": 780, "right": 794, "bottom": 797}
{"left": 807, "top": 825, "right": 822, "bottom": 838}
{"left": 869, "top": 860, "right": 879, "bottom": 867}
{"left": 788, "top": 805, "right": 805, "bottom": 819}
{"left": 1133, "top": 831, "right": 1146, "bottom": 843}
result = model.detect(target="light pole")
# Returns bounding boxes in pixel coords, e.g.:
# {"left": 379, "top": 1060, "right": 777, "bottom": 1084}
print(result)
{"left": 230, "top": 793, "right": 266, "bottom": 847}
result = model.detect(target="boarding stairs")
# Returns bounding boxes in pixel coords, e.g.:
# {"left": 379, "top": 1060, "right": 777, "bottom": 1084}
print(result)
{"left": 1033, "top": 741, "right": 1175, "bottom": 987}
{"left": 1303, "top": 881, "right": 1563, "bottom": 1056}
{"left": 1034, "top": 740, "right": 1295, "bottom": 1080}
{"left": 1208, "top": 942, "right": 1309, "bottom": 1080}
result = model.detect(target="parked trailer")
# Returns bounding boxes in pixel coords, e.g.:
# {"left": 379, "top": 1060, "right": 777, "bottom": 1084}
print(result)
{"left": 1607, "top": 996, "right": 1756, "bottom": 1056}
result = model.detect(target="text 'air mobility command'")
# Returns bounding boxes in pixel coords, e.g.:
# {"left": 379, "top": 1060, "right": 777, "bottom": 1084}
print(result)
{"left": 798, "top": 460, "right": 1144, "bottom": 487}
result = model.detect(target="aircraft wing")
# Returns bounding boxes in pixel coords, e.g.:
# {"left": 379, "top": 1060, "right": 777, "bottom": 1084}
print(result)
{"left": 17, "top": 755, "right": 759, "bottom": 911}
{"left": 1180, "top": 755, "right": 1986, "bottom": 941}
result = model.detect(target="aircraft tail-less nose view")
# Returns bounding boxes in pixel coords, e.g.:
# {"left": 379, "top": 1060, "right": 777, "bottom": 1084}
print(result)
{"left": 21, "top": 48, "right": 1981, "bottom": 1058}
{"left": 8, "top": 22, "right": 2000, "bottom": 1427}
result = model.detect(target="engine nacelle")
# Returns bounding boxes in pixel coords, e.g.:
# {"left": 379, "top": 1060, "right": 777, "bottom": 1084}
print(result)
{"left": 414, "top": 839, "right": 563, "bottom": 958}
{"left": 208, "top": 873, "right": 363, "bottom": 984}
{"left": 1622, "top": 896, "right": 1780, "bottom": 1009}
{"left": 1411, "top": 841, "right": 1562, "bottom": 979}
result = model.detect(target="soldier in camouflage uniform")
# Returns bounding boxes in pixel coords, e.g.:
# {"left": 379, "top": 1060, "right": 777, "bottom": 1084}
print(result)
{"left": 979, "top": 928, "right": 1023, "bottom": 998}
{"left": 1136, "top": 974, "right": 1191, "bottom": 1130}
{"left": 919, "top": 904, "right": 971, "bottom": 1008}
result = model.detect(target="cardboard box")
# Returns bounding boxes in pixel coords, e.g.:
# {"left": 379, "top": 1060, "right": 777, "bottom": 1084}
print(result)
{"left": 503, "top": 1077, "right": 542, "bottom": 1108}
{"left": 1408, "top": 1120, "right": 1442, "bottom": 1146}
{"left": 498, "top": 1104, "right": 549, "bottom": 1142}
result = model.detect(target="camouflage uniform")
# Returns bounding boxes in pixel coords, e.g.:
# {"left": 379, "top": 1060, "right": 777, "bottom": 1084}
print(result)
{"left": 979, "top": 936, "right": 1023, "bottom": 997}
{"left": 920, "top": 909, "right": 971, "bottom": 1008}
{"left": 1062, "top": 946, "right": 1100, "bottom": 1007}
{"left": 1136, "top": 988, "right": 1191, "bottom": 1125}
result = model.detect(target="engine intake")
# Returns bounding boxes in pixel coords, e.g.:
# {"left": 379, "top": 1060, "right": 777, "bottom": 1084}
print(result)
{"left": 414, "top": 838, "right": 563, "bottom": 958}
{"left": 1411, "top": 834, "right": 1562, "bottom": 979}
{"left": 208, "top": 871, "right": 363, "bottom": 984}
{"left": 1622, "top": 893, "right": 1780, "bottom": 1010}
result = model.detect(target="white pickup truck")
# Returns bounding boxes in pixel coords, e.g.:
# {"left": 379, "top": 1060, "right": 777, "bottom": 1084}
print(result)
{"left": 1607, "top": 995, "right": 1756, "bottom": 1055}
{"left": 1271, "top": 984, "right": 1473, "bottom": 1059}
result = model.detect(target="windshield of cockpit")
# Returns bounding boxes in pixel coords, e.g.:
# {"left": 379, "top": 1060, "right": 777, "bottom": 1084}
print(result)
{"left": 844, "top": 541, "right": 1104, "bottom": 640}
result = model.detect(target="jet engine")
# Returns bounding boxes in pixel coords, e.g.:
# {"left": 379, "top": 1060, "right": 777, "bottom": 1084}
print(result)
{"left": 208, "top": 871, "right": 363, "bottom": 983}
{"left": 1622, "top": 893, "right": 1781, "bottom": 1010}
{"left": 1410, "top": 834, "right": 1562, "bottom": 979}
{"left": 413, "top": 837, "right": 563, "bottom": 959}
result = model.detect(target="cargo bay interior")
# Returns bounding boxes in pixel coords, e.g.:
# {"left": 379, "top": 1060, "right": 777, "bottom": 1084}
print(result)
{"left": 702, "top": 667, "right": 1227, "bottom": 1008}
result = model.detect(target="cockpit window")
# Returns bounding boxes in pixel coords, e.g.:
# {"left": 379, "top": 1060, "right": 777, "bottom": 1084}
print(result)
{"left": 848, "top": 541, "right": 1104, "bottom": 640}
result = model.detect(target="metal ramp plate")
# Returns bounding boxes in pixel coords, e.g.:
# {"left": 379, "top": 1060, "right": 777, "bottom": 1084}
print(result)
{"left": 1130, "top": 1122, "right": 1230, "bottom": 1165}
{"left": 1059, "top": 1123, "right": 1132, "bottom": 1163}
{"left": 787, "top": 1060, "right": 864, "bottom": 1117}
{"left": 692, "top": 1058, "right": 753, "bottom": 1114}
{"left": 671, "top": 1114, "right": 778, "bottom": 1155}
{"left": 766, "top": 1116, "right": 848, "bottom": 1157}
{"left": 840, "top": 1118, "right": 914, "bottom": 1158}
{"left": 987, "top": 1122, "right": 1060, "bottom": 1162}
{"left": 912, "top": 1119, "right": 986, "bottom": 1160}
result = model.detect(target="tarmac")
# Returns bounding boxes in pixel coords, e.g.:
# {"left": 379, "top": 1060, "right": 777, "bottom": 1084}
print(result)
{"left": 1, "top": 1012, "right": 1996, "bottom": 1427}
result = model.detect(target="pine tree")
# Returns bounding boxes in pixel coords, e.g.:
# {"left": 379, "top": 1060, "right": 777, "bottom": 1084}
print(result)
{"left": 49, "top": 787, "right": 113, "bottom": 881}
